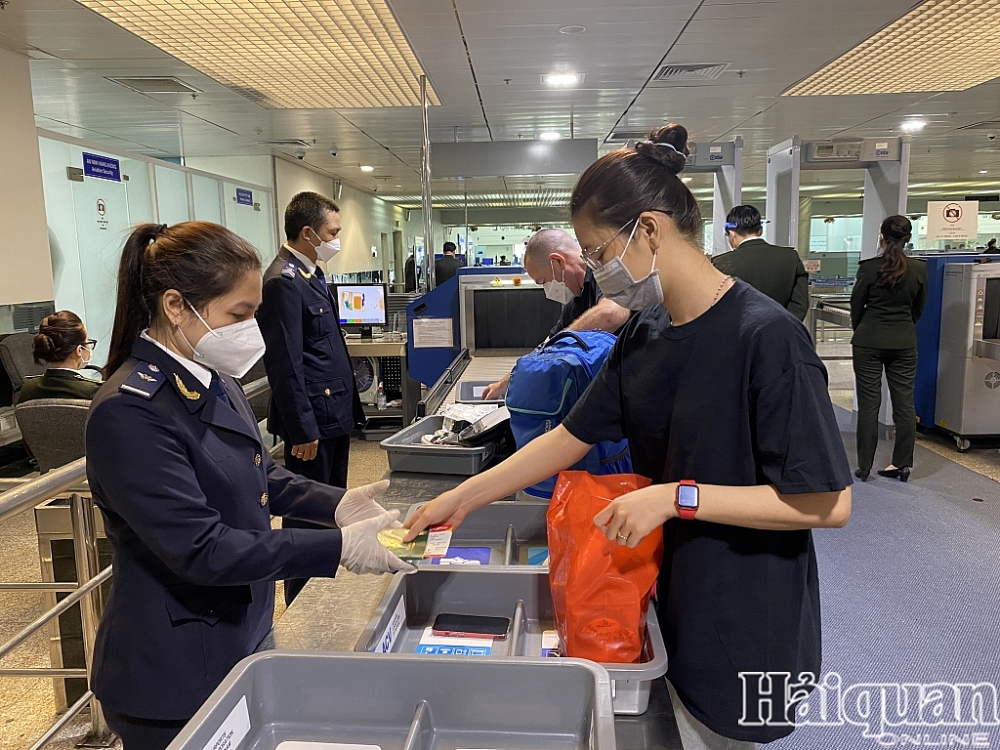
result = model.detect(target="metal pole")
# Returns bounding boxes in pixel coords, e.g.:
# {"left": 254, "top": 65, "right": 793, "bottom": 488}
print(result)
{"left": 420, "top": 75, "right": 435, "bottom": 291}
{"left": 71, "top": 493, "right": 109, "bottom": 741}
{"left": 464, "top": 185, "right": 469, "bottom": 268}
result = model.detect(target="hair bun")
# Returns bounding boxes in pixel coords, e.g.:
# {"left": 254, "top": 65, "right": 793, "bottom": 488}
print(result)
{"left": 635, "top": 123, "right": 690, "bottom": 176}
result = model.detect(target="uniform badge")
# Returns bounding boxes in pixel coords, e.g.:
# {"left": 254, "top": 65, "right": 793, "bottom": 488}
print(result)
{"left": 281, "top": 261, "right": 296, "bottom": 279}
{"left": 298, "top": 268, "right": 312, "bottom": 280}
{"left": 174, "top": 373, "right": 201, "bottom": 401}
{"left": 120, "top": 362, "right": 165, "bottom": 400}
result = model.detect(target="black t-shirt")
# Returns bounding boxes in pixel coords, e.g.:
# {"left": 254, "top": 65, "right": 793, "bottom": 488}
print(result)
{"left": 549, "top": 267, "right": 602, "bottom": 338}
{"left": 562, "top": 281, "right": 852, "bottom": 743}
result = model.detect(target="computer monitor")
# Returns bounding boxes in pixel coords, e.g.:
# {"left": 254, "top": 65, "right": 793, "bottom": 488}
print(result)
{"left": 335, "top": 283, "right": 387, "bottom": 339}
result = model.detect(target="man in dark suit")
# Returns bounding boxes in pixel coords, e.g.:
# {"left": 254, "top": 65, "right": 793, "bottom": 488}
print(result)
{"left": 434, "top": 241, "right": 463, "bottom": 284}
{"left": 404, "top": 252, "right": 417, "bottom": 291}
{"left": 713, "top": 205, "right": 810, "bottom": 321}
{"left": 257, "top": 191, "right": 365, "bottom": 604}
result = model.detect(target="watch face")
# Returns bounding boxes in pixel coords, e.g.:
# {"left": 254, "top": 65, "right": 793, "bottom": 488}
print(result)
{"left": 677, "top": 484, "right": 699, "bottom": 509}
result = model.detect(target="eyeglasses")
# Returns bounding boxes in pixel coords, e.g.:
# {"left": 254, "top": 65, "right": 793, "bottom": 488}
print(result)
{"left": 581, "top": 218, "right": 637, "bottom": 270}
{"left": 84, "top": 340, "right": 97, "bottom": 350}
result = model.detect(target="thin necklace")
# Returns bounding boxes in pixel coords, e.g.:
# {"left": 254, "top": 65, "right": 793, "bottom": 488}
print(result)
{"left": 712, "top": 275, "right": 733, "bottom": 307}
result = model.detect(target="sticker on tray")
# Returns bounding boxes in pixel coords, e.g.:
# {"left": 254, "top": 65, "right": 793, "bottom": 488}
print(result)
{"left": 372, "top": 596, "right": 406, "bottom": 653}
{"left": 527, "top": 547, "right": 549, "bottom": 566}
{"left": 423, "top": 525, "right": 453, "bottom": 558}
{"left": 203, "top": 695, "right": 250, "bottom": 750}
{"left": 432, "top": 547, "right": 492, "bottom": 565}
{"left": 416, "top": 627, "right": 493, "bottom": 656}
{"left": 541, "top": 630, "right": 561, "bottom": 658}
{"left": 276, "top": 744, "right": 382, "bottom": 750}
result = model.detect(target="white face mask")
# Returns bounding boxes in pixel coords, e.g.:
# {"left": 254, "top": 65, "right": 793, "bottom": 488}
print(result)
{"left": 79, "top": 345, "right": 92, "bottom": 368}
{"left": 309, "top": 228, "right": 341, "bottom": 262}
{"left": 591, "top": 219, "right": 664, "bottom": 311}
{"left": 543, "top": 260, "right": 576, "bottom": 305}
{"left": 179, "top": 302, "right": 266, "bottom": 378}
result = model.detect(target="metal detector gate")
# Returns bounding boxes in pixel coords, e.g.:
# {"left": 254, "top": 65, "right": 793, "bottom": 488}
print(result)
{"left": 687, "top": 138, "right": 743, "bottom": 256}
{"left": 766, "top": 135, "right": 912, "bottom": 437}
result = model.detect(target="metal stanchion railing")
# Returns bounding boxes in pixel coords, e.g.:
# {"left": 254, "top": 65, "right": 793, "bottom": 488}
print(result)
{"left": 0, "top": 375, "right": 272, "bottom": 749}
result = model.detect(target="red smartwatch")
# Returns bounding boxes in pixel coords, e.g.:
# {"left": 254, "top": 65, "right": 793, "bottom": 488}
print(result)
{"left": 675, "top": 480, "right": 699, "bottom": 520}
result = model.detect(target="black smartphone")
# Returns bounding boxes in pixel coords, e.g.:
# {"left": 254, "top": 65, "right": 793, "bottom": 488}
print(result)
{"left": 431, "top": 613, "right": 510, "bottom": 640}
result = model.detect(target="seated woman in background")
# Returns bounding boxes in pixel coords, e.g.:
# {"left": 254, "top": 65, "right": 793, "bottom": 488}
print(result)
{"left": 18, "top": 311, "right": 101, "bottom": 403}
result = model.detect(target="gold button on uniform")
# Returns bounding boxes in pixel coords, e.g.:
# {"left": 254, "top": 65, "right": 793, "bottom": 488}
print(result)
{"left": 260, "top": 493, "right": 268, "bottom": 507}
{"left": 254, "top": 453, "right": 262, "bottom": 467}
{"left": 324, "top": 388, "right": 331, "bottom": 396}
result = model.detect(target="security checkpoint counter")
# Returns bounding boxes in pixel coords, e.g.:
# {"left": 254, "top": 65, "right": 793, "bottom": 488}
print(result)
{"left": 259, "top": 470, "right": 683, "bottom": 750}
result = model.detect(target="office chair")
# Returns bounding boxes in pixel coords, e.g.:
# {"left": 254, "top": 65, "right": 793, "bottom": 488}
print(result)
{"left": 15, "top": 398, "right": 90, "bottom": 474}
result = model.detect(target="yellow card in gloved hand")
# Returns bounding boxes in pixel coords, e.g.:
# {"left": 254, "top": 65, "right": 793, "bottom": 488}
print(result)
{"left": 377, "top": 528, "right": 428, "bottom": 560}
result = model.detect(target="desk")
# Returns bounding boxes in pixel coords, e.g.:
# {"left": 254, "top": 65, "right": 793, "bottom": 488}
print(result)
{"left": 261, "top": 471, "right": 684, "bottom": 750}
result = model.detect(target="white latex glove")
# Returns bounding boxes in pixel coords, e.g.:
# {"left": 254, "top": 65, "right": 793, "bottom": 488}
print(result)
{"left": 335, "top": 480, "right": 392, "bottom": 528}
{"left": 340, "top": 510, "right": 416, "bottom": 576}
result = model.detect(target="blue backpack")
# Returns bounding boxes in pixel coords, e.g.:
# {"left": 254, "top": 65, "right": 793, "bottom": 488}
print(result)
{"left": 506, "top": 330, "right": 632, "bottom": 499}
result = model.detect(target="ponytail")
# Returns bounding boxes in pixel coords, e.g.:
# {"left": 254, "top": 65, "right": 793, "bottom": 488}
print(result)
{"left": 876, "top": 215, "right": 912, "bottom": 287}
{"left": 105, "top": 222, "right": 260, "bottom": 378}
{"left": 105, "top": 224, "right": 164, "bottom": 377}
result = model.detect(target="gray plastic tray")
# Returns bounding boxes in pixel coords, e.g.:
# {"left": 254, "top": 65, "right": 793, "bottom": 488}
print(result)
{"left": 355, "top": 568, "right": 668, "bottom": 715}
{"left": 456, "top": 380, "right": 505, "bottom": 405}
{"left": 380, "top": 416, "right": 497, "bottom": 475}
{"left": 402, "top": 501, "right": 548, "bottom": 566}
{"left": 167, "top": 651, "right": 616, "bottom": 750}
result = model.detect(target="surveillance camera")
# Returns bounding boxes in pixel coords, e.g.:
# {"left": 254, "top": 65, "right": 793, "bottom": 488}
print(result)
{"left": 294, "top": 150, "right": 306, "bottom": 160}
{"left": 329, "top": 144, "right": 339, "bottom": 157}
{"left": 990, "top": 134, "right": 997, "bottom": 142}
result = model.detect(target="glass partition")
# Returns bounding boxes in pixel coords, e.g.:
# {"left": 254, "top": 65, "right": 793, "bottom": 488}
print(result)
{"left": 192, "top": 174, "right": 223, "bottom": 224}
{"left": 154, "top": 165, "right": 190, "bottom": 226}
{"left": 223, "top": 182, "right": 275, "bottom": 263}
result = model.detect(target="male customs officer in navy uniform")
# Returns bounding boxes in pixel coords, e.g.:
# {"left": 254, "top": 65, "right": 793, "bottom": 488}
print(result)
{"left": 258, "top": 192, "right": 365, "bottom": 604}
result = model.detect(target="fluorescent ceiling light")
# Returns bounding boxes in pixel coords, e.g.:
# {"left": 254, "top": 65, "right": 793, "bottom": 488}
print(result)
{"left": 783, "top": 0, "right": 1000, "bottom": 96}
{"left": 681, "top": 177, "right": 693, "bottom": 183}
{"left": 538, "top": 132, "right": 562, "bottom": 141}
{"left": 900, "top": 119, "right": 927, "bottom": 133}
{"left": 559, "top": 25, "right": 587, "bottom": 35}
{"left": 981, "top": 170, "right": 990, "bottom": 174}
{"left": 360, "top": 165, "right": 375, "bottom": 172}
{"left": 77, "top": 0, "right": 440, "bottom": 109}
{"left": 543, "top": 73, "right": 580, "bottom": 87}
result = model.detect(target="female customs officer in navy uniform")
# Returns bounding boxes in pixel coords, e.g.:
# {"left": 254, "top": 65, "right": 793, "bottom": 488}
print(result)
{"left": 86, "top": 222, "right": 412, "bottom": 750}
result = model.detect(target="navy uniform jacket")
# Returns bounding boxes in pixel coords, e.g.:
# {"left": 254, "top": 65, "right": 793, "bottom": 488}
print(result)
{"left": 257, "top": 247, "right": 363, "bottom": 445}
{"left": 86, "top": 337, "right": 346, "bottom": 720}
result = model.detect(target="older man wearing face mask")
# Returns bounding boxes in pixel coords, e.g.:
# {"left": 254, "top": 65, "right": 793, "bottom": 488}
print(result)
{"left": 481, "top": 229, "right": 630, "bottom": 400}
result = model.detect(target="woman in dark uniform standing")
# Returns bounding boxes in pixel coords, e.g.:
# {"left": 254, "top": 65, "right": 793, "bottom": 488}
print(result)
{"left": 408, "top": 124, "right": 853, "bottom": 750}
{"left": 850, "top": 215, "right": 927, "bottom": 482}
{"left": 86, "top": 221, "right": 411, "bottom": 750}
{"left": 18, "top": 311, "right": 101, "bottom": 403}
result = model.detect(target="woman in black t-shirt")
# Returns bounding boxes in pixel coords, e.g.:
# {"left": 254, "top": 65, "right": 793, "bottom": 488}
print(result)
{"left": 407, "top": 123, "right": 853, "bottom": 749}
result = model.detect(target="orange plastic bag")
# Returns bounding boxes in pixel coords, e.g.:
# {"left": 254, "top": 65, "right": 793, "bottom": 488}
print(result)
{"left": 547, "top": 471, "right": 663, "bottom": 664}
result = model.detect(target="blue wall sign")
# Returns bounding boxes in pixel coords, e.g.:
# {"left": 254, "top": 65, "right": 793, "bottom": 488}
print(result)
{"left": 83, "top": 153, "right": 121, "bottom": 182}
{"left": 236, "top": 188, "right": 253, "bottom": 205}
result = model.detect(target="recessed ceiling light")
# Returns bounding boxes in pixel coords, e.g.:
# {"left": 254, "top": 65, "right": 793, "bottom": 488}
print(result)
{"left": 538, "top": 131, "right": 562, "bottom": 141}
{"left": 542, "top": 73, "right": 580, "bottom": 87}
{"left": 76, "top": 0, "right": 440, "bottom": 109}
{"left": 360, "top": 165, "right": 375, "bottom": 172}
{"left": 558, "top": 25, "right": 586, "bottom": 35}
{"left": 682, "top": 177, "right": 693, "bottom": 183}
{"left": 981, "top": 170, "right": 989, "bottom": 174}
{"left": 900, "top": 119, "right": 927, "bottom": 133}
{"left": 396, "top": 184, "right": 402, "bottom": 187}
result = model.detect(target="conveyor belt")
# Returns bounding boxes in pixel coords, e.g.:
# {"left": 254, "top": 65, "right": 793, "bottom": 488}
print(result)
{"left": 436, "top": 353, "right": 522, "bottom": 412}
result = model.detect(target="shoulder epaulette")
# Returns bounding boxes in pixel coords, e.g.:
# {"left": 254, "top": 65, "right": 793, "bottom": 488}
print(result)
{"left": 281, "top": 261, "right": 296, "bottom": 279}
{"left": 119, "top": 362, "right": 165, "bottom": 400}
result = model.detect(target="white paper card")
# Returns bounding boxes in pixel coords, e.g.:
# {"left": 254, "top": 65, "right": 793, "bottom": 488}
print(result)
{"left": 203, "top": 695, "right": 251, "bottom": 750}
{"left": 412, "top": 318, "right": 454, "bottom": 349}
